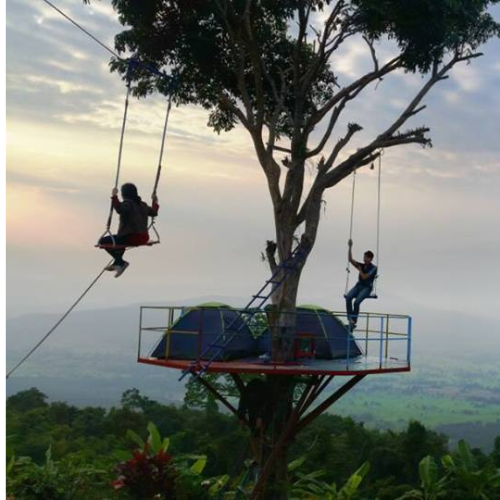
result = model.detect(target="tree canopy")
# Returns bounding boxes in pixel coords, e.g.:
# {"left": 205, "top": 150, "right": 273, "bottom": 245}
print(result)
{"left": 111, "top": 0, "right": 500, "bottom": 136}
{"left": 109, "top": 0, "right": 499, "bottom": 265}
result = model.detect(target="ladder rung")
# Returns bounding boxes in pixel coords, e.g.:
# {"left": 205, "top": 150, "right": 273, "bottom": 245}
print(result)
{"left": 180, "top": 243, "right": 309, "bottom": 378}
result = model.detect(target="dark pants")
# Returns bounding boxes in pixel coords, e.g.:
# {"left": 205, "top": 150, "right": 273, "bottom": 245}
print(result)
{"left": 99, "top": 235, "right": 128, "bottom": 266}
{"left": 345, "top": 283, "right": 372, "bottom": 324}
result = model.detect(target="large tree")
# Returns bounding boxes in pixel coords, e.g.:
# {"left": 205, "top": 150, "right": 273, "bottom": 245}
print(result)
{"left": 108, "top": 0, "right": 499, "bottom": 497}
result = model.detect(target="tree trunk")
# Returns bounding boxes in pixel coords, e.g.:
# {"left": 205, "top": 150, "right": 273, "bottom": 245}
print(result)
{"left": 261, "top": 224, "right": 304, "bottom": 498}
{"left": 261, "top": 375, "right": 296, "bottom": 500}
{"left": 256, "top": 147, "right": 322, "bottom": 497}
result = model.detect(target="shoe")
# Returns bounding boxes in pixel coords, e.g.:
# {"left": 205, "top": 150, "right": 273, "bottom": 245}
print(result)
{"left": 105, "top": 264, "right": 117, "bottom": 271}
{"left": 114, "top": 262, "right": 129, "bottom": 278}
{"left": 348, "top": 320, "right": 357, "bottom": 330}
{"left": 259, "top": 353, "right": 271, "bottom": 363}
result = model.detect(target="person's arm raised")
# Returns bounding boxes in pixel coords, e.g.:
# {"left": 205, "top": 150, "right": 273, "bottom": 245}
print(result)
{"left": 148, "top": 194, "right": 159, "bottom": 217}
{"left": 111, "top": 187, "right": 123, "bottom": 214}
{"left": 348, "top": 239, "right": 361, "bottom": 269}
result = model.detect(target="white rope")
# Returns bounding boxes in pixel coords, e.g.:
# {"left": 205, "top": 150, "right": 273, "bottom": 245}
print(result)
{"left": 105, "top": 79, "right": 132, "bottom": 235}
{"left": 152, "top": 95, "right": 173, "bottom": 198}
{"left": 372, "top": 152, "right": 383, "bottom": 295}
{"left": 344, "top": 170, "right": 356, "bottom": 295}
{"left": 6, "top": 260, "right": 113, "bottom": 379}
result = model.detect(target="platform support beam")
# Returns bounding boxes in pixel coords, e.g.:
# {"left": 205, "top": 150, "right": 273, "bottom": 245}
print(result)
{"left": 297, "top": 374, "right": 365, "bottom": 433}
{"left": 197, "top": 375, "right": 241, "bottom": 420}
{"left": 230, "top": 373, "right": 246, "bottom": 395}
{"left": 250, "top": 374, "right": 365, "bottom": 500}
{"left": 298, "top": 375, "right": 334, "bottom": 417}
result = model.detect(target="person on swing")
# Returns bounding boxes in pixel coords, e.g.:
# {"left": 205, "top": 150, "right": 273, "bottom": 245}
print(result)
{"left": 345, "top": 239, "right": 377, "bottom": 329}
{"left": 99, "top": 183, "right": 159, "bottom": 277}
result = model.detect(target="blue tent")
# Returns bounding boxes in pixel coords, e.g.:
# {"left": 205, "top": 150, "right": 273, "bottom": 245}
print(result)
{"left": 152, "top": 303, "right": 258, "bottom": 361}
{"left": 256, "top": 305, "right": 362, "bottom": 360}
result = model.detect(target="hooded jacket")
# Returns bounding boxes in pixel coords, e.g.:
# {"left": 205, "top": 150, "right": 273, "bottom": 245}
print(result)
{"left": 111, "top": 195, "right": 159, "bottom": 244}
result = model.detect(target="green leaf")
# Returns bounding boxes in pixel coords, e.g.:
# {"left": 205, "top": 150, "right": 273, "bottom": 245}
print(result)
{"left": 162, "top": 437, "right": 170, "bottom": 452}
{"left": 147, "top": 422, "right": 162, "bottom": 453}
{"left": 208, "top": 474, "right": 229, "bottom": 496}
{"left": 490, "top": 471, "right": 500, "bottom": 488}
{"left": 300, "top": 470, "right": 327, "bottom": 481}
{"left": 419, "top": 456, "right": 438, "bottom": 491}
{"left": 395, "top": 490, "right": 424, "bottom": 500}
{"left": 114, "top": 449, "right": 132, "bottom": 461}
{"left": 457, "top": 439, "right": 475, "bottom": 470}
{"left": 190, "top": 456, "right": 207, "bottom": 474}
{"left": 126, "top": 429, "right": 145, "bottom": 449}
{"left": 6, "top": 455, "right": 15, "bottom": 475}
{"left": 353, "top": 461, "right": 370, "bottom": 480}
{"left": 45, "top": 445, "right": 52, "bottom": 464}
{"left": 441, "top": 454, "right": 455, "bottom": 472}
{"left": 288, "top": 456, "right": 307, "bottom": 472}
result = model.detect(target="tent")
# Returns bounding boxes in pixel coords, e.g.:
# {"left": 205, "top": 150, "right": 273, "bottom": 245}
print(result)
{"left": 152, "top": 303, "right": 258, "bottom": 361}
{"left": 256, "top": 305, "right": 362, "bottom": 360}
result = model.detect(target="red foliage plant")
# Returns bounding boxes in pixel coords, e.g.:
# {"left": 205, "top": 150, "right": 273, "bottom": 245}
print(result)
{"left": 112, "top": 445, "right": 178, "bottom": 499}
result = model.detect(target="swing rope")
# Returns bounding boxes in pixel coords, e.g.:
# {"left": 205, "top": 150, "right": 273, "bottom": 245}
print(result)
{"left": 344, "top": 170, "right": 357, "bottom": 296}
{"left": 344, "top": 150, "right": 383, "bottom": 297}
{"left": 6, "top": 260, "right": 113, "bottom": 379}
{"left": 372, "top": 151, "right": 383, "bottom": 296}
{"left": 98, "top": 63, "right": 174, "bottom": 248}
{"left": 148, "top": 94, "right": 173, "bottom": 244}
{"left": 100, "top": 63, "right": 134, "bottom": 246}
{"left": 152, "top": 94, "right": 173, "bottom": 199}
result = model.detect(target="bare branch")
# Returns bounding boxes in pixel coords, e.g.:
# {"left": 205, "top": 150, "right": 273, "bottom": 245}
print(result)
{"left": 305, "top": 93, "right": 354, "bottom": 158}
{"left": 299, "top": 2, "right": 352, "bottom": 93}
{"left": 328, "top": 122, "right": 363, "bottom": 163}
{"left": 305, "top": 56, "right": 402, "bottom": 132}
{"left": 362, "top": 36, "right": 379, "bottom": 72}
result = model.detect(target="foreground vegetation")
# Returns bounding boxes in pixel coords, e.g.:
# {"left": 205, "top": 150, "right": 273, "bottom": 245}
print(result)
{"left": 6, "top": 388, "right": 500, "bottom": 499}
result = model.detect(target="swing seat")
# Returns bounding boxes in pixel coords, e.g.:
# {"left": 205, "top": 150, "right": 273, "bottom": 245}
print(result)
{"left": 343, "top": 292, "right": 378, "bottom": 300}
{"left": 95, "top": 240, "right": 160, "bottom": 250}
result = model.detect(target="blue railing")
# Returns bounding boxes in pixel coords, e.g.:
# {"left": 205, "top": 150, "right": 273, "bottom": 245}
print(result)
{"left": 137, "top": 306, "right": 412, "bottom": 371}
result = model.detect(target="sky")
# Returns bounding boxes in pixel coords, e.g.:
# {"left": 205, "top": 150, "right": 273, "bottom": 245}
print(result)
{"left": 6, "top": 0, "right": 500, "bottom": 323}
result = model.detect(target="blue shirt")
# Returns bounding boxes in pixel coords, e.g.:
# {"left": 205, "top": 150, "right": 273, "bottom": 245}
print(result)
{"left": 356, "top": 262, "right": 377, "bottom": 288}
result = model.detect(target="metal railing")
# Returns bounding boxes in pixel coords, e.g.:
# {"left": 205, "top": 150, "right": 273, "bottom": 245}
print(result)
{"left": 138, "top": 306, "right": 412, "bottom": 370}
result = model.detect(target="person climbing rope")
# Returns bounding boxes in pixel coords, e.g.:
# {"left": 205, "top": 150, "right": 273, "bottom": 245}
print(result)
{"left": 99, "top": 183, "right": 159, "bottom": 277}
{"left": 345, "top": 239, "right": 377, "bottom": 329}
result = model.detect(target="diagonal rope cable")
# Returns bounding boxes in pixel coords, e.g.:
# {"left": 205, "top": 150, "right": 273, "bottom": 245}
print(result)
{"left": 6, "top": 260, "right": 113, "bottom": 379}
{"left": 41, "top": 0, "right": 121, "bottom": 59}
{"left": 40, "top": 0, "right": 174, "bottom": 85}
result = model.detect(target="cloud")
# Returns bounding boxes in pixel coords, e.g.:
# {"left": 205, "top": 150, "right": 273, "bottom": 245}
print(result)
{"left": 450, "top": 63, "right": 483, "bottom": 92}
{"left": 23, "top": 74, "right": 104, "bottom": 94}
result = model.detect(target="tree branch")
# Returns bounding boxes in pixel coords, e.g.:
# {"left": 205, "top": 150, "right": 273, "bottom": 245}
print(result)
{"left": 305, "top": 56, "right": 402, "bottom": 132}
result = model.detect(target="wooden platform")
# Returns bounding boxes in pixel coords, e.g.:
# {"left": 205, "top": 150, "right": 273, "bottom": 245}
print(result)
{"left": 138, "top": 355, "right": 410, "bottom": 376}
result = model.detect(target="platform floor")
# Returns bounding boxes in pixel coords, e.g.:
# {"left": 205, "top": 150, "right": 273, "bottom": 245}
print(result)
{"left": 138, "top": 355, "right": 410, "bottom": 376}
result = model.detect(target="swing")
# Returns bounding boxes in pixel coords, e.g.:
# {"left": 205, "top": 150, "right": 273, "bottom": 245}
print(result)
{"left": 344, "top": 151, "right": 383, "bottom": 300}
{"left": 95, "top": 58, "right": 173, "bottom": 251}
